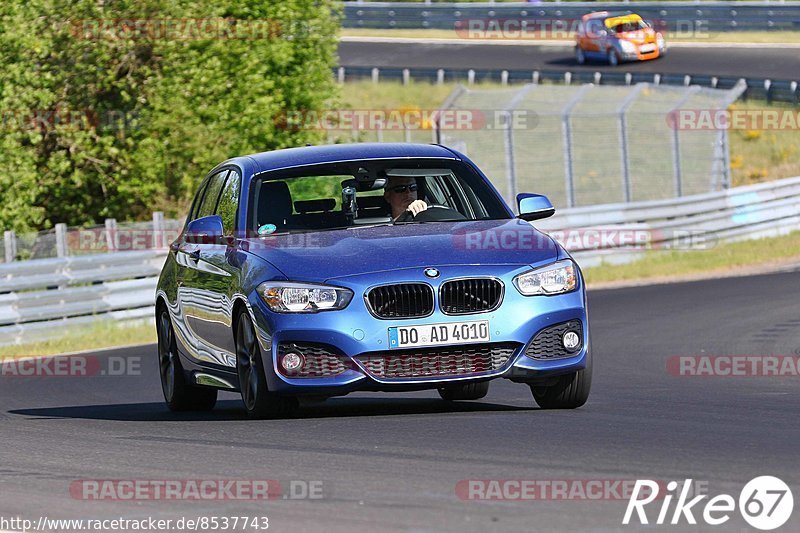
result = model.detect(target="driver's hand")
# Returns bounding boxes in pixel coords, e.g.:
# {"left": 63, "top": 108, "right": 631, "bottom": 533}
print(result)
{"left": 406, "top": 200, "right": 428, "bottom": 216}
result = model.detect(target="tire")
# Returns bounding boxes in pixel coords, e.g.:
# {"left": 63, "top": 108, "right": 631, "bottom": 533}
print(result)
{"left": 235, "top": 311, "right": 298, "bottom": 419}
{"left": 530, "top": 351, "right": 592, "bottom": 409}
{"left": 438, "top": 381, "right": 490, "bottom": 401}
{"left": 607, "top": 48, "right": 619, "bottom": 66}
{"left": 575, "top": 46, "right": 586, "bottom": 65}
{"left": 157, "top": 309, "right": 217, "bottom": 411}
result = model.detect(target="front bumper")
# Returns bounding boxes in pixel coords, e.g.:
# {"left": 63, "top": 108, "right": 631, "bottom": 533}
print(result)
{"left": 247, "top": 264, "right": 589, "bottom": 395}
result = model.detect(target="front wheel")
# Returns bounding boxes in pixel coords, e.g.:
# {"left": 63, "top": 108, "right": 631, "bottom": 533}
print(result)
{"left": 530, "top": 352, "right": 592, "bottom": 409}
{"left": 236, "top": 311, "right": 298, "bottom": 419}
{"left": 157, "top": 310, "right": 217, "bottom": 411}
{"left": 575, "top": 46, "right": 586, "bottom": 65}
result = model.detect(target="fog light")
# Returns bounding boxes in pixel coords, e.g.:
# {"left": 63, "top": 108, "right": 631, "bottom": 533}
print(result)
{"left": 281, "top": 352, "right": 304, "bottom": 372}
{"left": 562, "top": 331, "right": 581, "bottom": 352}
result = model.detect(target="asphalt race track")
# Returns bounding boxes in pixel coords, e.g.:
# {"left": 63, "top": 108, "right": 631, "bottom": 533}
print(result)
{"left": 338, "top": 40, "right": 800, "bottom": 80}
{"left": 1, "top": 270, "right": 799, "bottom": 531}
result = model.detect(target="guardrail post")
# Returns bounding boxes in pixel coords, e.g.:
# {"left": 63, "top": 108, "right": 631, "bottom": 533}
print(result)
{"left": 467, "top": 69, "right": 475, "bottom": 85}
{"left": 105, "top": 218, "right": 117, "bottom": 253}
{"left": 436, "top": 69, "right": 445, "bottom": 85}
{"left": 152, "top": 212, "right": 165, "bottom": 249}
{"left": 337, "top": 67, "right": 345, "bottom": 84}
{"left": 402, "top": 69, "right": 410, "bottom": 86}
{"left": 371, "top": 67, "right": 380, "bottom": 84}
{"left": 55, "top": 223, "right": 68, "bottom": 257}
{"left": 4, "top": 230, "right": 17, "bottom": 262}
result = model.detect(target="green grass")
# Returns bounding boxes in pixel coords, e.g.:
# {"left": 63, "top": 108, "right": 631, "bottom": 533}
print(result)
{"left": 0, "top": 320, "right": 156, "bottom": 359}
{"left": 582, "top": 230, "right": 800, "bottom": 284}
{"left": 342, "top": 28, "right": 800, "bottom": 44}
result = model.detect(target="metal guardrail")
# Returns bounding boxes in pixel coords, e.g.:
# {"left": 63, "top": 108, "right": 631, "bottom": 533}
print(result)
{"left": 0, "top": 250, "right": 166, "bottom": 346}
{"left": 535, "top": 175, "right": 800, "bottom": 267}
{"left": 334, "top": 66, "right": 800, "bottom": 103}
{"left": 344, "top": 2, "right": 800, "bottom": 32}
{"left": 1, "top": 177, "right": 799, "bottom": 346}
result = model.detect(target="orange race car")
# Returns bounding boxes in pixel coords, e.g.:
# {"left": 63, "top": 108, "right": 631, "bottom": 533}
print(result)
{"left": 575, "top": 12, "right": 667, "bottom": 66}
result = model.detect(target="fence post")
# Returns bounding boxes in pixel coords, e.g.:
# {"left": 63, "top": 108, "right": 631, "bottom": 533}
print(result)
{"left": 561, "top": 85, "right": 593, "bottom": 208}
{"left": 618, "top": 84, "right": 645, "bottom": 203}
{"left": 4, "top": 230, "right": 17, "bottom": 262}
{"left": 55, "top": 223, "right": 68, "bottom": 258}
{"left": 667, "top": 86, "right": 702, "bottom": 198}
{"left": 105, "top": 218, "right": 118, "bottom": 253}
{"left": 503, "top": 84, "right": 536, "bottom": 205}
{"left": 152, "top": 211, "right": 165, "bottom": 249}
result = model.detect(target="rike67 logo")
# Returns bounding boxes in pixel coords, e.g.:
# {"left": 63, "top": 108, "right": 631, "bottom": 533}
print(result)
{"left": 624, "top": 476, "right": 793, "bottom": 530}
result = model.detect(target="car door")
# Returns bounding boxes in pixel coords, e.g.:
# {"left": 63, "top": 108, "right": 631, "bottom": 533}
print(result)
{"left": 177, "top": 168, "right": 237, "bottom": 367}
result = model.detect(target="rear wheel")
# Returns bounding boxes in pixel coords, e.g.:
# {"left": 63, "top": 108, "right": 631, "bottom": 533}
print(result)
{"left": 157, "top": 310, "right": 217, "bottom": 411}
{"left": 530, "top": 352, "right": 592, "bottom": 409}
{"left": 236, "top": 311, "right": 298, "bottom": 419}
{"left": 438, "top": 381, "right": 490, "bottom": 401}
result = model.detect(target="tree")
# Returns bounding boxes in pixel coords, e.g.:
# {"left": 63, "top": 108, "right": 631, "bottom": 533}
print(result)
{"left": 0, "top": 0, "right": 340, "bottom": 231}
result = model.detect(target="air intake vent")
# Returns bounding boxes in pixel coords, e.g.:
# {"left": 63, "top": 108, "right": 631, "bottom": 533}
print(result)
{"left": 366, "top": 283, "right": 434, "bottom": 319}
{"left": 440, "top": 278, "right": 503, "bottom": 315}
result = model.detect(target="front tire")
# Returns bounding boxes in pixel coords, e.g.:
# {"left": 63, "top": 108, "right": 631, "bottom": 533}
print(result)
{"left": 157, "top": 310, "right": 217, "bottom": 411}
{"left": 607, "top": 48, "right": 619, "bottom": 66}
{"left": 236, "top": 311, "right": 298, "bottom": 419}
{"left": 438, "top": 381, "right": 490, "bottom": 401}
{"left": 530, "top": 352, "right": 592, "bottom": 409}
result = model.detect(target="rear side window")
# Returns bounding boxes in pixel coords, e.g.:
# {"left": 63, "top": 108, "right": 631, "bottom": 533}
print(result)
{"left": 196, "top": 170, "right": 229, "bottom": 219}
{"left": 216, "top": 170, "right": 241, "bottom": 236}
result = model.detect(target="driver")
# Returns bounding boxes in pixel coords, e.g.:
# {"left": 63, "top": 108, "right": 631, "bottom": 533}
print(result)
{"left": 384, "top": 176, "right": 429, "bottom": 220}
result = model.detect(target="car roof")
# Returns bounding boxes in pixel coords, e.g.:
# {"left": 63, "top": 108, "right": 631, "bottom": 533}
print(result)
{"left": 236, "top": 143, "right": 461, "bottom": 175}
{"left": 583, "top": 10, "right": 635, "bottom": 21}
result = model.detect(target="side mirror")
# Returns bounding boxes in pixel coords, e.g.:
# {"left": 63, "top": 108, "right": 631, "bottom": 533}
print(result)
{"left": 185, "top": 215, "right": 225, "bottom": 244}
{"left": 517, "top": 193, "right": 555, "bottom": 221}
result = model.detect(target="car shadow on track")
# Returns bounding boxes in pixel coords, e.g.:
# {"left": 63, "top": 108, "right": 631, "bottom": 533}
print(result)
{"left": 9, "top": 398, "right": 535, "bottom": 422}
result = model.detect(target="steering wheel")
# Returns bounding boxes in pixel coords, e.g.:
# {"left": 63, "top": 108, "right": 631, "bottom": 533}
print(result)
{"left": 394, "top": 205, "right": 467, "bottom": 223}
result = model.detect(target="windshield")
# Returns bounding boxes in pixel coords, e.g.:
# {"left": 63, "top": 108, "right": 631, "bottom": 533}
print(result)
{"left": 247, "top": 160, "right": 510, "bottom": 235}
{"left": 607, "top": 19, "right": 649, "bottom": 33}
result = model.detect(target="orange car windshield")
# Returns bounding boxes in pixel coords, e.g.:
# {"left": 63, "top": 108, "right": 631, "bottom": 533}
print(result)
{"left": 608, "top": 20, "right": 648, "bottom": 33}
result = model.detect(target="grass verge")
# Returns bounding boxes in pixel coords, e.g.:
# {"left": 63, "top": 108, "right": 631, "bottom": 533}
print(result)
{"left": 0, "top": 320, "right": 156, "bottom": 359}
{"left": 582, "top": 230, "right": 800, "bottom": 285}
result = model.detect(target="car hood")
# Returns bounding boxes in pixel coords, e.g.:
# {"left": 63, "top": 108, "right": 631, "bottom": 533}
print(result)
{"left": 242, "top": 219, "right": 560, "bottom": 282}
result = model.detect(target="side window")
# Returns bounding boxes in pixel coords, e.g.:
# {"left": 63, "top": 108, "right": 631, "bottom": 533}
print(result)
{"left": 216, "top": 170, "right": 241, "bottom": 237}
{"left": 188, "top": 178, "right": 211, "bottom": 223}
{"left": 196, "top": 170, "right": 229, "bottom": 219}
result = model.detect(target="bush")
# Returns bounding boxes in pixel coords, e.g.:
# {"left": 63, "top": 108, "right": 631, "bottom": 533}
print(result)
{"left": 0, "top": 0, "right": 340, "bottom": 231}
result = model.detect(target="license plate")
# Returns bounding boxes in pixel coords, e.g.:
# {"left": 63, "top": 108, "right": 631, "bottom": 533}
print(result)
{"left": 388, "top": 320, "right": 490, "bottom": 349}
{"left": 639, "top": 44, "right": 655, "bottom": 53}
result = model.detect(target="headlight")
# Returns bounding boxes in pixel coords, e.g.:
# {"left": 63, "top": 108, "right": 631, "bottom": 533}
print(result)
{"left": 258, "top": 282, "right": 353, "bottom": 313}
{"left": 618, "top": 40, "right": 636, "bottom": 53}
{"left": 513, "top": 260, "right": 577, "bottom": 296}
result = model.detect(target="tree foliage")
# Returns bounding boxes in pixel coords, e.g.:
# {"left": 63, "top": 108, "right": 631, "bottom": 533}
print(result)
{"left": 0, "top": 0, "right": 340, "bottom": 231}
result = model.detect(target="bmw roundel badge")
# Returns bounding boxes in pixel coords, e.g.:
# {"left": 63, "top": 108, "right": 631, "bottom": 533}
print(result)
{"left": 424, "top": 268, "right": 440, "bottom": 278}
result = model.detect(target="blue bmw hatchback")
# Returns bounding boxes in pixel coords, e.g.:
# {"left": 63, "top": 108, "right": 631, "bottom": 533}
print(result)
{"left": 155, "top": 143, "right": 591, "bottom": 418}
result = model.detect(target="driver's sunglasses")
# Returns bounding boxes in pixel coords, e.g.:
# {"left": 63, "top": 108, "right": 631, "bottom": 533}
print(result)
{"left": 389, "top": 184, "right": 418, "bottom": 194}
